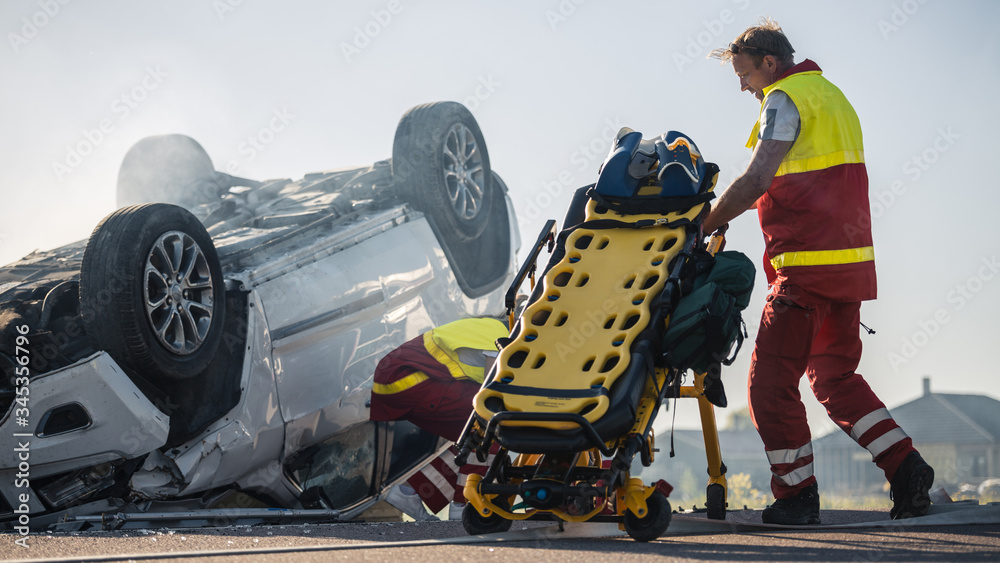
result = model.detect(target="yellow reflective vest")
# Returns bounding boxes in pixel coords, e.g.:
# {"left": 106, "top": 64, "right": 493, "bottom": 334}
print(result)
{"left": 373, "top": 317, "right": 508, "bottom": 395}
{"left": 748, "top": 59, "right": 877, "bottom": 301}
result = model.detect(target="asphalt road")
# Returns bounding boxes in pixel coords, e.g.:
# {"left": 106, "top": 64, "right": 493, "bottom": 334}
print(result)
{"left": 2, "top": 509, "right": 999, "bottom": 562}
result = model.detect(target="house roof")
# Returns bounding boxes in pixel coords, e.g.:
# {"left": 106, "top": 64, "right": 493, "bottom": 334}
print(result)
{"left": 660, "top": 428, "right": 765, "bottom": 454}
{"left": 816, "top": 388, "right": 1000, "bottom": 447}
{"left": 718, "top": 429, "right": 766, "bottom": 455}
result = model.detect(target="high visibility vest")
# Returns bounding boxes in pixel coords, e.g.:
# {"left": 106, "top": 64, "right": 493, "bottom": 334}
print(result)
{"left": 748, "top": 59, "right": 877, "bottom": 301}
{"left": 372, "top": 318, "right": 508, "bottom": 395}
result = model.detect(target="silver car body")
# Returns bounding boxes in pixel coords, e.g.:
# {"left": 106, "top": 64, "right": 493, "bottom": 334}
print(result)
{"left": 0, "top": 110, "right": 519, "bottom": 527}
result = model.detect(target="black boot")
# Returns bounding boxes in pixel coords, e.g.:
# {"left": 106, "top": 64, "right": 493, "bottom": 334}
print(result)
{"left": 890, "top": 452, "right": 934, "bottom": 520}
{"left": 762, "top": 483, "right": 820, "bottom": 525}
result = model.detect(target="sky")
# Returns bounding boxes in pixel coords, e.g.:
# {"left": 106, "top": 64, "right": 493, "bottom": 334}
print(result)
{"left": 1, "top": 0, "right": 998, "bottom": 436}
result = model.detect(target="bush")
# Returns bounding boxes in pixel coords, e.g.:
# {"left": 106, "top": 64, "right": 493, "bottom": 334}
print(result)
{"left": 727, "top": 472, "right": 768, "bottom": 509}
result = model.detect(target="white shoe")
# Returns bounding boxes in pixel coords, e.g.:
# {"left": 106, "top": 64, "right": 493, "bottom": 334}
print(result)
{"left": 386, "top": 486, "right": 438, "bottom": 522}
{"left": 448, "top": 501, "right": 466, "bottom": 521}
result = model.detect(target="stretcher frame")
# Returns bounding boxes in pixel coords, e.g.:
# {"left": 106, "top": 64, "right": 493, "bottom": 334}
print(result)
{"left": 456, "top": 174, "right": 732, "bottom": 540}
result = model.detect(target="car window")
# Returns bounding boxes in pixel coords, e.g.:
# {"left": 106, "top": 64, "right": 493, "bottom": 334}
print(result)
{"left": 385, "top": 421, "right": 444, "bottom": 484}
{"left": 284, "top": 422, "right": 376, "bottom": 509}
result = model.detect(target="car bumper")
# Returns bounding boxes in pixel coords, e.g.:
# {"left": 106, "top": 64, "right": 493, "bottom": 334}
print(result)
{"left": 0, "top": 352, "right": 169, "bottom": 516}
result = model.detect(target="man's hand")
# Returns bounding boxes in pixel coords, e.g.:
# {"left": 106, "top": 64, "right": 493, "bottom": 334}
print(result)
{"left": 703, "top": 139, "right": 793, "bottom": 233}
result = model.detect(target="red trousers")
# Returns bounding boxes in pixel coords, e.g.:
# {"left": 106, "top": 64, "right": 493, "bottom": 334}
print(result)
{"left": 405, "top": 444, "right": 499, "bottom": 513}
{"left": 371, "top": 379, "right": 496, "bottom": 512}
{"left": 749, "top": 282, "right": 915, "bottom": 499}
{"left": 370, "top": 378, "right": 480, "bottom": 443}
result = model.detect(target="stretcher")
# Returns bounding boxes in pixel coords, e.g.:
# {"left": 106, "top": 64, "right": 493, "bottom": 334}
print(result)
{"left": 455, "top": 129, "right": 742, "bottom": 542}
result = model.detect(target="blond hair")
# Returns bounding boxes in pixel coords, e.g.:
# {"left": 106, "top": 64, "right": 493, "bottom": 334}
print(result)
{"left": 708, "top": 17, "right": 795, "bottom": 66}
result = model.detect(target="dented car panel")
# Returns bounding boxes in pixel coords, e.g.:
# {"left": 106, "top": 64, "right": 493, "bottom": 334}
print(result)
{"left": 0, "top": 353, "right": 170, "bottom": 514}
{"left": 129, "top": 293, "right": 285, "bottom": 498}
{"left": 0, "top": 352, "right": 170, "bottom": 470}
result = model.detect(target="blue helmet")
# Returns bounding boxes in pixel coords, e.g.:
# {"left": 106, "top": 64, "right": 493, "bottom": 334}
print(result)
{"left": 655, "top": 131, "right": 707, "bottom": 197}
{"left": 595, "top": 128, "right": 707, "bottom": 198}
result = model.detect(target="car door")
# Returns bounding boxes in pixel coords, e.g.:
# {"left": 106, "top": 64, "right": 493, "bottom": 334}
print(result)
{"left": 262, "top": 215, "right": 455, "bottom": 457}
{"left": 259, "top": 239, "right": 390, "bottom": 456}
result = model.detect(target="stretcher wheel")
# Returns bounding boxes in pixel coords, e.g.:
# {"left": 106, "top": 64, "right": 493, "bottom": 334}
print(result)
{"left": 461, "top": 502, "right": 513, "bottom": 536}
{"left": 623, "top": 491, "right": 671, "bottom": 542}
{"left": 706, "top": 483, "right": 727, "bottom": 520}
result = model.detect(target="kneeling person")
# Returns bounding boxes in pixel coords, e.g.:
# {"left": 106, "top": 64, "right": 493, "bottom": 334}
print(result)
{"left": 370, "top": 317, "right": 507, "bottom": 520}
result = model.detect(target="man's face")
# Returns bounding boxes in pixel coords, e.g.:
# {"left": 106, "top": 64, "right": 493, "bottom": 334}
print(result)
{"left": 732, "top": 52, "right": 776, "bottom": 102}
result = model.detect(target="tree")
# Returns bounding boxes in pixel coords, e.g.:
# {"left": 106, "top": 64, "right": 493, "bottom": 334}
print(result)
{"left": 724, "top": 406, "right": 754, "bottom": 431}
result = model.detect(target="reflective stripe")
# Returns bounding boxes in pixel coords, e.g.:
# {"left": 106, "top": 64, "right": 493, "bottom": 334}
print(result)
{"left": 770, "top": 246, "right": 874, "bottom": 270}
{"left": 373, "top": 371, "right": 429, "bottom": 395}
{"left": 775, "top": 149, "right": 865, "bottom": 177}
{"left": 423, "top": 318, "right": 508, "bottom": 384}
{"left": 745, "top": 121, "right": 761, "bottom": 149}
{"left": 765, "top": 442, "right": 814, "bottom": 465}
{"left": 865, "top": 427, "right": 909, "bottom": 458}
{"left": 773, "top": 462, "right": 814, "bottom": 487}
{"left": 438, "top": 449, "right": 456, "bottom": 469}
{"left": 850, "top": 408, "right": 892, "bottom": 441}
{"left": 459, "top": 452, "right": 495, "bottom": 475}
{"left": 419, "top": 461, "right": 456, "bottom": 500}
{"left": 424, "top": 331, "right": 467, "bottom": 381}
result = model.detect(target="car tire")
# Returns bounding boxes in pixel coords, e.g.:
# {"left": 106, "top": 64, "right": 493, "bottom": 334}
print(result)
{"left": 117, "top": 134, "right": 217, "bottom": 210}
{"left": 440, "top": 170, "right": 513, "bottom": 297}
{"left": 623, "top": 491, "right": 672, "bottom": 542}
{"left": 79, "top": 203, "right": 226, "bottom": 381}
{"left": 392, "top": 102, "right": 494, "bottom": 242}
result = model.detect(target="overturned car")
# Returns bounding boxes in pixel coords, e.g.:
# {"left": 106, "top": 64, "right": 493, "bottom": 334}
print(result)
{"left": 0, "top": 102, "right": 519, "bottom": 529}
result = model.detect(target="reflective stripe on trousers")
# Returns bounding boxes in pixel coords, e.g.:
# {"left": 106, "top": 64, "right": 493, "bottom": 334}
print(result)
{"left": 850, "top": 407, "right": 910, "bottom": 458}
{"left": 766, "top": 442, "right": 815, "bottom": 487}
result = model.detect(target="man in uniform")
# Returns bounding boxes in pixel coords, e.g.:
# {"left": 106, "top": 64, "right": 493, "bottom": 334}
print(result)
{"left": 704, "top": 18, "right": 933, "bottom": 524}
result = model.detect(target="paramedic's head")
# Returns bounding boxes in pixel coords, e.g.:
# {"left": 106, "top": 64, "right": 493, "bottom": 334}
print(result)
{"left": 709, "top": 17, "right": 795, "bottom": 102}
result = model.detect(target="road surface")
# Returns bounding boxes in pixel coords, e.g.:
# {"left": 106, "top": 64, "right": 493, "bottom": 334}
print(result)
{"left": 3, "top": 506, "right": 999, "bottom": 562}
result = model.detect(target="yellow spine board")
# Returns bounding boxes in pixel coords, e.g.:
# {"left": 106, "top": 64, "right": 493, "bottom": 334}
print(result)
{"left": 628, "top": 367, "right": 670, "bottom": 436}
{"left": 475, "top": 199, "right": 705, "bottom": 430}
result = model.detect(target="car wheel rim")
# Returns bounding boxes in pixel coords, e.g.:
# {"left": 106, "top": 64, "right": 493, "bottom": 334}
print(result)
{"left": 442, "top": 123, "right": 486, "bottom": 221}
{"left": 144, "top": 230, "right": 215, "bottom": 355}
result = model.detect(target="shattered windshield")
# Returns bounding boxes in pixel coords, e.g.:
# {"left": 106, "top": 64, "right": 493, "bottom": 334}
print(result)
{"left": 284, "top": 422, "right": 376, "bottom": 509}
